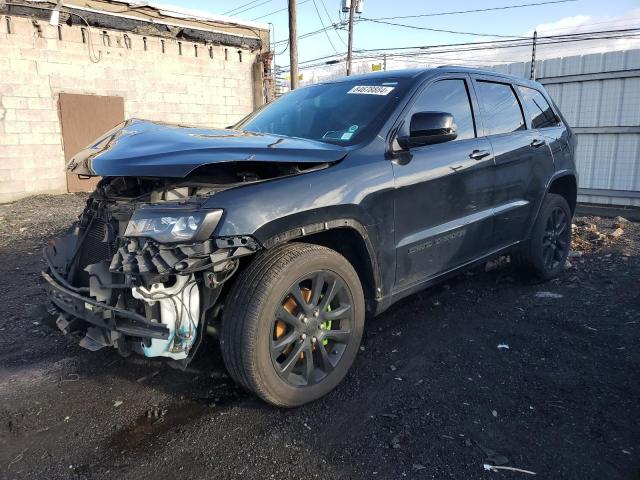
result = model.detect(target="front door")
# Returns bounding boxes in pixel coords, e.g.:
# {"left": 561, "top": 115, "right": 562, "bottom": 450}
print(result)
{"left": 392, "top": 75, "right": 495, "bottom": 289}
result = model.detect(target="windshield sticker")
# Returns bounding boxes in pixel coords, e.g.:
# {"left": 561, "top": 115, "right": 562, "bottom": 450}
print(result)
{"left": 347, "top": 85, "right": 395, "bottom": 95}
{"left": 340, "top": 132, "right": 354, "bottom": 140}
{"left": 348, "top": 125, "right": 359, "bottom": 132}
{"left": 322, "top": 131, "right": 343, "bottom": 140}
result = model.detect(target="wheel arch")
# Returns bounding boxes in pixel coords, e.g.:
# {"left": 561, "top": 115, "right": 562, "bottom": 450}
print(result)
{"left": 256, "top": 218, "right": 383, "bottom": 315}
{"left": 548, "top": 173, "right": 577, "bottom": 216}
{"left": 524, "top": 171, "right": 577, "bottom": 241}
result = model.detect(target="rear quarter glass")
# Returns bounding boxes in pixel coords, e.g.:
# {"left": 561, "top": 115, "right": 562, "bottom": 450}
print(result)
{"left": 517, "top": 85, "right": 559, "bottom": 129}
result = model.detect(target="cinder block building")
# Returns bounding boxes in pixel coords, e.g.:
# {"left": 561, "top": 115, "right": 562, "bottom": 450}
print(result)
{"left": 0, "top": 0, "right": 272, "bottom": 203}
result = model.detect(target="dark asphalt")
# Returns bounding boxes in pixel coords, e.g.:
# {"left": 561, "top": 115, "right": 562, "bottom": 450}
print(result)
{"left": 0, "top": 194, "right": 638, "bottom": 480}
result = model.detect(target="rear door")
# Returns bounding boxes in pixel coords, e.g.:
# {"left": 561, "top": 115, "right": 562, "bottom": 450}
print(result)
{"left": 471, "top": 76, "right": 553, "bottom": 248}
{"left": 392, "top": 74, "right": 495, "bottom": 289}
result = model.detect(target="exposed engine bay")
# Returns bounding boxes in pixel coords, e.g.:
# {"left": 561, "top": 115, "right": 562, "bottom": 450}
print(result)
{"left": 44, "top": 116, "right": 340, "bottom": 365}
{"left": 42, "top": 172, "right": 281, "bottom": 363}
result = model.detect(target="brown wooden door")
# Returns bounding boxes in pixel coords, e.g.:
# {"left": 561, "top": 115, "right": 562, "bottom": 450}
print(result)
{"left": 59, "top": 93, "right": 125, "bottom": 192}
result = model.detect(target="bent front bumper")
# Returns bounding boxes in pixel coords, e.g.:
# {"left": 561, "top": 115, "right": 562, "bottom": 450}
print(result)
{"left": 42, "top": 270, "right": 170, "bottom": 340}
{"left": 41, "top": 194, "right": 259, "bottom": 358}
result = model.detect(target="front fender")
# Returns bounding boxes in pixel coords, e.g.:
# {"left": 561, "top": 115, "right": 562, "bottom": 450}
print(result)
{"left": 203, "top": 151, "right": 396, "bottom": 301}
{"left": 204, "top": 152, "right": 394, "bottom": 238}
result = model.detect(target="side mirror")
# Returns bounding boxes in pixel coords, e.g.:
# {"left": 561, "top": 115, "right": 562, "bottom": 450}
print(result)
{"left": 398, "top": 111, "right": 458, "bottom": 148}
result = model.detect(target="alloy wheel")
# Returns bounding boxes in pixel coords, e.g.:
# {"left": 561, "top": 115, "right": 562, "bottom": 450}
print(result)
{"left": 269, "top": 271, "right": 354, "bottom": 387}
{"left": 542, "top": 206, "right": 570, "bottom": 270}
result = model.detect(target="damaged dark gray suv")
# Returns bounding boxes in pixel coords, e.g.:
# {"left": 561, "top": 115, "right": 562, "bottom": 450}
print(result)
{"left": 44, "top": 67, "right": 577, "bottom": 407}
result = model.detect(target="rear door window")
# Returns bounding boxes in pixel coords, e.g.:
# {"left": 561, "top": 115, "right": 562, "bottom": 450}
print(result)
{"left": 517, "top": 85, "right": 559, "bottom": 129}
{"left": 409, "top": 79, "right": 476, "bottom": 141}
{"left": 475, "top": 80, "right": 525, "bottom": 136}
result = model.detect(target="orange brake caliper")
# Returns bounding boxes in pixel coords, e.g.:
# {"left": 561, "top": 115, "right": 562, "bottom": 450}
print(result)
{"left": 276, "top": 288, "right": 312, "bottom": 359}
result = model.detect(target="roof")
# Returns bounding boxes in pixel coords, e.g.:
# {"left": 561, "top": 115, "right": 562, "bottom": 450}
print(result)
{"left": 331, "top": 69, "right": 429, "bottom": 82}
{"left": 435, "top": 65, "right": 538, "bottom": 82}
{"left": 322, "top": 65, "right": 541, "bottom": 87}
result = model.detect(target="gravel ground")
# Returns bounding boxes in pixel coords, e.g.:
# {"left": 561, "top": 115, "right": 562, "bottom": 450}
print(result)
{"left": 0, "top": 194, "right": 638, "bottom": 480}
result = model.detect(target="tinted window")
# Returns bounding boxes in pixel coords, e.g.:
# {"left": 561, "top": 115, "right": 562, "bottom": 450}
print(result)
{"left": 237, "top": 78, "right": 410, "bottom": 145}
{"left": 517, "top": 85, "right": 558, "bottom": 129}
{"left": 476, "top": 81, "right": 525, "bottom": 136}
{"left": 410, "top": 79, "right": 475, "bottom": 140}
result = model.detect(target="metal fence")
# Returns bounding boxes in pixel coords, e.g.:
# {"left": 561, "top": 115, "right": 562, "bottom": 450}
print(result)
{"left": 490, "top": 49, "right": 640, "bottom": 207}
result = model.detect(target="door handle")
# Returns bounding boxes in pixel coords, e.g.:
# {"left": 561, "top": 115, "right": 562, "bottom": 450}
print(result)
{"left": 530, "top": 138, "right": 547, "bottom": 148}
{"left": 469, "top": 149, "right": 491, "bottom": 160}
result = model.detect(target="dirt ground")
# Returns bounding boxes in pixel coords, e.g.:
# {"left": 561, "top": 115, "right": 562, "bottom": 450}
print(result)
{"left": 0, "top": 194, "right": 638, "bottom": 480}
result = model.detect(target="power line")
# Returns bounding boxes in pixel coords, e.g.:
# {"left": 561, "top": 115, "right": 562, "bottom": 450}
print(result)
{"left": 354, "top": 36, "right": 539, "bottom": 53}
{"left": 275, "top": 40, "right": 290, "bottom": 55}
{"left": 270, "top": 0, "right": 552, "bottom": 44}
{"left": 361, "top": 18, "right": 527, "bottom": 38}
{"left": 252, "top": 0, "right": 312, "bottom": 20}
{"left": 268, "top": 0, "right": 581, "bottom": 48}
{"left": 320, "top": 0, "right": 348, "bottom": 47}
{"left": 355, "top": 27, "right": 640, "bottom": 54}
{"left": 277, "top": 28, "right": 640, "bottom": 71}
{"left": 274, "top": 22, "right": 349, "bottom": 45}
{"left": 361, "top": 33, "right": 640, "bottom": 61}
{"left": 274, "top": 17, "right": 520, "bottom": 46}
{"left": 278, "top": 27, "right": 640, "bottom": 68}
{"left": 370, "top": 0, "right": 578, "bottom": 20}
{"left": 311, "top": 0, "right": 340, "bottom": 54}
{"left": 362, "top": 33, "right": 640, "bottom": 59}
{"left": 229, "top": 0, "right": 274, "bottom": 17}
{"left": 223, "top": 0, "right": 264, "bottom": 16}
{"left": 389, "top": 54, "right": 526, "bottom": 65}
{"left": 356, "top": 33, "right": 640, "bottom": 68}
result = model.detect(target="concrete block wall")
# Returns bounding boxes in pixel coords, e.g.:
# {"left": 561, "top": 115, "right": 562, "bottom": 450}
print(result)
{"left": 0, "top": 15, "right": 260, "bottom": 203}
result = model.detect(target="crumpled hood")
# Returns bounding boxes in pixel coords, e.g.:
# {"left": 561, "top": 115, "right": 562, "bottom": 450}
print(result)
{"left": 67, "top": 119, "right": 348, "bottom": 177}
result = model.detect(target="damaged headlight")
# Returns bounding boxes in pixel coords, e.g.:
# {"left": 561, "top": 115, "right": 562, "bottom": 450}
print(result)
{"left": 125, "top": 208, "right": 223, "bottom": 243}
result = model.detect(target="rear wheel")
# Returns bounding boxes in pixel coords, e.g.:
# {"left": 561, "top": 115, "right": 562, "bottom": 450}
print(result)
{"left": 513, "top": 193, "right": 572, "bottom": 280}
{"left": 220, "top": 242, "right": 365, "bottom": 407}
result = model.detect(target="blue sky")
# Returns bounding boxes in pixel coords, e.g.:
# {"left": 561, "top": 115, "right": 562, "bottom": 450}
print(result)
{"left": 172, "top": 0, "right": 640, "bottom": 68}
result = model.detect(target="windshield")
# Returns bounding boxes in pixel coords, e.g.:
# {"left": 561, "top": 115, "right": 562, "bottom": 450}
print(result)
{"left": 236, "top": 78, "right": 411, "bottom": 146}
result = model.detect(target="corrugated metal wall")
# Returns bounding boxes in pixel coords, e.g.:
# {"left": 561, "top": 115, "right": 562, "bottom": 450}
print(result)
{"left": 490, "top": 49, "right": 640, "bottom": 207}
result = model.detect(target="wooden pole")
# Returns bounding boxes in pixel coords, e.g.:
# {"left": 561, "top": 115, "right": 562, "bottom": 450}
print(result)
{"left": 288, "top": 0, "right": 299, "bottom": 89}
{"left": 530, "top": 30, "right": 537, "bottom": 80}
{"left": 346, "top": 0, "right": 356, "bottom": 75}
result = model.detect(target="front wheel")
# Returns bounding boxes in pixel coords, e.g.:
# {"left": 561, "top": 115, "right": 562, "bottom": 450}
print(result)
{"left": 220, "top": 242, "right": 365, "bottom": 407}
{"left": 513, "top": 193, "right": 572, "bottom": 280}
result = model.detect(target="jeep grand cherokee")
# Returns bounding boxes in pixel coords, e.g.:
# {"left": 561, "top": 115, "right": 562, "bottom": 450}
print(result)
{"left": 44, "top": 67, "right": 577, "bottom": 406}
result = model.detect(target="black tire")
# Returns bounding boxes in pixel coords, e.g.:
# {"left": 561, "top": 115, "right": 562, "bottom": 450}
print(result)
{"left": 220, "top": 242, "right": 365, "bottom": 407}
{"left": 513, "top": 193, "right": 572, "bottom": 280}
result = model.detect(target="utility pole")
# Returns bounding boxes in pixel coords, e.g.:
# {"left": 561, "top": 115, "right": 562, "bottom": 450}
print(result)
{"left": 288, "top": 0, "right": 299, "bottom": 90}
{"left": 346, "top": 0, "right": 356, "bottom": 76}
{"left": 530, "top": 30, "right": 537, "bottom": 80}
{"left": 383, "top": 53, "right": 387, "bottom": 71}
